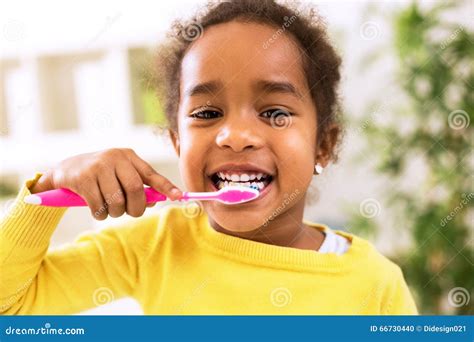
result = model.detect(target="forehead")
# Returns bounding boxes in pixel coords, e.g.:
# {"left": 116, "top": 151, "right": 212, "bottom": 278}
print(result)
{"left": 180, "top": 21, "right": 307, "bottom": 94}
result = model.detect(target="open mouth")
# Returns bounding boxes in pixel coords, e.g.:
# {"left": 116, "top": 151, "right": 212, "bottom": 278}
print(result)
{"left": 210, "top": 171, "right": 274, "bottom": 192}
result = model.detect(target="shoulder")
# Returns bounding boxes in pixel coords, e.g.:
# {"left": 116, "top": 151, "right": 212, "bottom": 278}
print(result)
{"left": 336, "top": 231, "right": 417, "bottom": 314}
{"left": 333, "top": 230, "right": 403, "bottom": 278}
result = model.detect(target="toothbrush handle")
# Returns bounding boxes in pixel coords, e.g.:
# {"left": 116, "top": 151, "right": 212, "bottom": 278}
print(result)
{"left": 32, "top": 187, "right": 167, "bottom": 207}
{"left": 181, "top": 192, "right": 217, "bottom": 201}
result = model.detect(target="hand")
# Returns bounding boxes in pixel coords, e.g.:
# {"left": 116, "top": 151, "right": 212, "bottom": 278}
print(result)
{"left": 30, "top": 148, "right": 182, "bottom": 220}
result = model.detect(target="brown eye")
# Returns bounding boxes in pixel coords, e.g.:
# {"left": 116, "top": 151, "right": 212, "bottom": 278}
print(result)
{"left": 190, "top": 110, "right": 222, "bottom": 119}
{"left": 260, "top": 108, "right": 293, "bottom": 119}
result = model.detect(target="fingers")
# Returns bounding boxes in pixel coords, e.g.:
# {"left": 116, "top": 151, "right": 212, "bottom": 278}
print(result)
{"left": 115, "top": 162, "right": 147, "bottom": 218}
{"left": 127, "top": 151, "right": 182, "bottom": 200}
{"left": 75, "top": 176, "right": 108, "bottom": 221}
{"left": 97, "top": 170, "right": 126, "bottom": 218}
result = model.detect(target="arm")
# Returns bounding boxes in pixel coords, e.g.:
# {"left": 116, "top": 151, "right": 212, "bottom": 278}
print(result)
{"left": 1, "top": 173, "right": 159, "bottom": 315}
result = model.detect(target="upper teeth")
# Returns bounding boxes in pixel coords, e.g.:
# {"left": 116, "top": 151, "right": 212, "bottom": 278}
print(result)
{"left": 218, "top": 172, "right": 267, "bottom": 182}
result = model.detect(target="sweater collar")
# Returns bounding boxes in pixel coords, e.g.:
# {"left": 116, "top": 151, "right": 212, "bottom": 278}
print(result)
{"left": 192, "top": 212, "right": 371, "bottom": 274}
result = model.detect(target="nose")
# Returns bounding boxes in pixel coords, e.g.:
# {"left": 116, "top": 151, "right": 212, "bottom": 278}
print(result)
{"left": 215, "top": 111, "right": 264, "bottom": 152}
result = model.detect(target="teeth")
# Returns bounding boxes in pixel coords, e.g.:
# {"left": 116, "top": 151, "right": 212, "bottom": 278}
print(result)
{"left": 216, "top": 180, "right": 266, "bottom": 190}
{"left": 217, "top": 172, "right": 268, "bottom": 181}
{"left": 214, "top": 171, "right": 272, "bottom": 191}
{"left": 240, "top": 173, "right": 250, "bottom": 182}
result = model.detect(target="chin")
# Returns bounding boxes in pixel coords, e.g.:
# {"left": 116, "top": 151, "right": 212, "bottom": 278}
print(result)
{"left": 206, "top": 205, "right": 269, "bottom": 232}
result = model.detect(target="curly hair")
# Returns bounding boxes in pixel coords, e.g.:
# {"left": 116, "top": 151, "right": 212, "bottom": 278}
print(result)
{"left": 155, "top": 0, "right": 343, "bottom": 160}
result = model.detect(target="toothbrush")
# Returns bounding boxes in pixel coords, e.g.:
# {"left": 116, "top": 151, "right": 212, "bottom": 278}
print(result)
{"left": 23, "top": 186, "right": 260, "bottom": 207}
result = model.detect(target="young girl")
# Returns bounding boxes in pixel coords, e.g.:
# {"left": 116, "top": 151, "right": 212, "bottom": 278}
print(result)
{"left": 1, "top": 0, "right": 417, "bottom": 314}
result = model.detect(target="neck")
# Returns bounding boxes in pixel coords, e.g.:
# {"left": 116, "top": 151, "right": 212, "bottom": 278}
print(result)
{"left": 208, "top": 196, "right": 325, "bottom": 250}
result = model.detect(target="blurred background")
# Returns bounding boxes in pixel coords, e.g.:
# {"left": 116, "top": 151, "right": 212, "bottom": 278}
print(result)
{"left": 1, "top": 0, "right": 472, "bottom": 315}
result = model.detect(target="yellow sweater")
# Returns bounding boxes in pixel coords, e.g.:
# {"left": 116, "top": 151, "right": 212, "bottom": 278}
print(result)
{"left": 0, "top": 174, "right": 418, "bottom": 315}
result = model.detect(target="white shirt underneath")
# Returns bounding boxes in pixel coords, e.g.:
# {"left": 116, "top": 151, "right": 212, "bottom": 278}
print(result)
{"left": 317, "top": 230, "right": 351, "bottom": 255}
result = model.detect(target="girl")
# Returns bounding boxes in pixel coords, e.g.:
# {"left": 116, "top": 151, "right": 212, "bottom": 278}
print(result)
{"left": 0, "top": 0, "right": 417, "bottom": 314}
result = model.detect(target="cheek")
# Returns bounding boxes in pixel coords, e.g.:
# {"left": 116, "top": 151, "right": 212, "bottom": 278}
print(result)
{"left": 276, "top": 131, "right": 316, "bottom": 190}
{"left": 177, "top": 127, "right": 211, "bottom": 191}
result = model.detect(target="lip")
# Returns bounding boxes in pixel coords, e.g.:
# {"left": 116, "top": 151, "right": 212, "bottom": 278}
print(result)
{"left": 207, "top": 163, "right": 275, "bottom": 177}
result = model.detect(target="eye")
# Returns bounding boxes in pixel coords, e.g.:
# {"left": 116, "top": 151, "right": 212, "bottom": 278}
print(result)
{"left": 189, "top": 110, "right": 222, "bottom": 119}
{"left": 260, "top": 108, "right": 293, "bottom": 119}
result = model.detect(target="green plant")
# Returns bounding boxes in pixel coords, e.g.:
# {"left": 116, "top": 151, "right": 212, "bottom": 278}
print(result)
{"left": 350, "top": 1, "right": 473, "bottom": 314}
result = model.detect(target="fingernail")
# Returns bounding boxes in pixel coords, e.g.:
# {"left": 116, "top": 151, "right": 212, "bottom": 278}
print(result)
{"left": 170, "top": 188, "right": 181, "bottom": 199}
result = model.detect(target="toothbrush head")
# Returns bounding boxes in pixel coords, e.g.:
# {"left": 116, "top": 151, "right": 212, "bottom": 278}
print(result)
{"left": 215, "top": 186, "right": 260, "bottom": 205}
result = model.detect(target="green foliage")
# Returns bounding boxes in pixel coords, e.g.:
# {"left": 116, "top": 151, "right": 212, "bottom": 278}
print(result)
{"left": 141, "top": 88, "right": 167, "bottom": 127}
{"left": 0, "top": 181, "right": 17, "bottom": 199}
{"left": 350, "top": 1, "right": 473, "bottom": 314}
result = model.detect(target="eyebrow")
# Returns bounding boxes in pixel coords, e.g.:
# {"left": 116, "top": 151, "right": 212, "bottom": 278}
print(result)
{"left": 183, "top": 79, "right": 303, "bottom": 100}
{"left": 256, "top": 80, "right": 303, "bottom": 100}
{"left": 184, "top": 80, "right": 223, "bottom": 97}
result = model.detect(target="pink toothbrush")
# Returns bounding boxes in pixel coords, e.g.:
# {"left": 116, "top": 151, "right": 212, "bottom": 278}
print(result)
{"left": 23, "top": 186, "right": 259, "bottom": 207}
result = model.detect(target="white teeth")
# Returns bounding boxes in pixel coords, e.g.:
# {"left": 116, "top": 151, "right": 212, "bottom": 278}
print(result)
{"left": 216, "top": 172, "right": 269, "bottom": 181}
{"left": 215, "top": 178, "right": 268, "bottom": 191}
{"left": 240, "top": 173, "right": 250, "bottom": 182}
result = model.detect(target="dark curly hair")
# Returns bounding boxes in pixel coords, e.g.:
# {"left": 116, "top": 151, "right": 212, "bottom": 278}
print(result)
{"left": 155, "top": 0, "right": 343, "bottom": 160}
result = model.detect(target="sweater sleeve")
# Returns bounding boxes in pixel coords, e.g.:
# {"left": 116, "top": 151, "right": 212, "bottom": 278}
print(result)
{"left": 0, "top": 173, "right": 159, "bottom": 315}
{"left": 383, "top": 265, "right": 418, "bottom": 315}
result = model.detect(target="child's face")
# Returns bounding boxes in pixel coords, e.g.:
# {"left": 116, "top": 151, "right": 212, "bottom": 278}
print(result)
{"left": 172, "top": 21, "right": 319, "bottom": 232}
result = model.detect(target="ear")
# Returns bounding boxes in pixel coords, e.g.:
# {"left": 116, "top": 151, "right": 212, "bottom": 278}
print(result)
{"left": 169, "top": 129, "right": 180, "bottom": 157}
{"left": 315, "top": 123, "right": 340, "bottom": 167}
